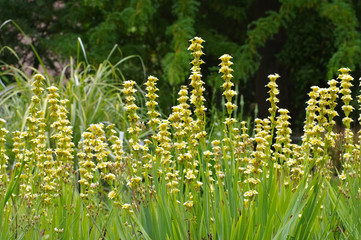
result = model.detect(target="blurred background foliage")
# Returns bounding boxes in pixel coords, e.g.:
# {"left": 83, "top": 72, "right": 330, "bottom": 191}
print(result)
{"left": 1, "top": 0, "right": 361, "bottom": 132}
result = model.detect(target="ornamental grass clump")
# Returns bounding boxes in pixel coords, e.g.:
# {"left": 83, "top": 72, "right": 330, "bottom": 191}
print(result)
{"left": 2, "top": 37, "right": 361, "bottom": 239}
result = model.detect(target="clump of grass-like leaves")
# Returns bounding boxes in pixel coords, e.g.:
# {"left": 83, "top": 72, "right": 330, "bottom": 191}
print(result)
{"left": 0, "top": 37, "right": 360, "bottom": 240}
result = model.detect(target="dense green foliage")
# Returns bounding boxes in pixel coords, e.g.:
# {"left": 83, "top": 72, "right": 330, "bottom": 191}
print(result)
{"left": 1, "top": 0, "right": 361, "bottom": 127}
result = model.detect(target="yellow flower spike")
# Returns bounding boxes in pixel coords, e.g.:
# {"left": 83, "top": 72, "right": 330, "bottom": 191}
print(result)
{"left": 153, "top": 119, "right": 173, "bottom": 176}
{"left": 32, "top": 74, "right": 45, "bottom": 97}
{"left": 169, "top": 91, "right": 191, "bottom": 167}
{"left": 0, "top": 119, "right": 9, "bottom": 191}
{"left": 274, "top": 108, "right": 292, "bottom": 166}
{"left": 357, "top": 78, "right": 361, "bottom": 151}
{"left": 77, "top": 123, "right": 113, "bottom": 207}
{"left": 265, "top": 73, "right": 281, "bottom": 160}
{"left": 47, "top": 84, "right": 74, "bottom": 185}
{"left": 338, "top": 68, "right": 354, "bottom": 120}
{"left": 122, "top": 80, "right": 143, "bottom": 164}
{"left": 220, "top": 54, "right": 237, "bottom": 141}
{"left": 301, "top": 85, "right": 322, "bottom": 161}
{"left": 18, "top": 74, "right": 52, "bottom": 203}
{"left": 337, "top": 68, "right": 355, "bottom": 178}
{"left": 188, "top": 37, "right": 207, "bottom": 146}
{"left": 145, "top": 76, "right": 161, "bottom": 133}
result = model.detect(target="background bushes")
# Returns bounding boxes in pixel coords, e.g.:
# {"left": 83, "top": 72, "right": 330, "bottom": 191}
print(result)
{"left": 1, "top": 0, "right": 361, "bottom": 131}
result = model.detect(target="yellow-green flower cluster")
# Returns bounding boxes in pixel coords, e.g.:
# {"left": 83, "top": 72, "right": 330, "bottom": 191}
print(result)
{"left": 175, "top": 86, "right": 198, "bottom": 162}
{"left": 210, "top": 139, "right": 223, "bottom": 181}
{"left": 48, "top": 90, "right": 75, "bottom": 181}
{"left": 9, "top": 44, "right": 361, "bottom": 232}
{"left": 310, "top": 82, "right": 339, "bottom": 177}
{"left": 48, "top": 86, "right": 59, "bottom": 117}
{"left": 165, "top": 170, "right": 180, "bottom": 194}
{"left": 106, "top": 124, "right": 126, "bottom": 205}
{"left": 338, "top": 68, "right": 355, "bottom": 177}
{"left": 202, "top": 149, "right": 214, "bottom": 187}
{"left": 0, "top": 119, "right": 9, "bottom": 195}
{"left": 122, "top": 80, "right": 142, "bottom": 152}
{"left": 34, "top": 110, "right": 48, "bottom": 194}
{"left": 107, "top": 124, "right": 124, "bottom": 171}
{"left": 35, "top": 111, "right": 57, "bottom": 204}
{"left": 220, "top": 54, "right": 237, "bottom": 117}
{"left": 358, "top": 78, "right": 361, "bottom": 143}
{"left": 41, "top": 148, "right": 57, "bottom": 205}
{"left": 289, "top": 145, "right": 304, "bottom": 186}
{"left": 188, "top": 37, "right": 207, "bottom": 143}
{"left": 15, "top": 74, "right": 46, "bottom": 205}
{"left": 77, "top": 124, "right": 117, "bottom": 214}
{"left": 78, "top": 125, "right": 107, "bottom": 194}
{"left": 312, "top": 90, "right": 328, "bottom": 162}
{"left": 169, "top": 103, "right": 188, "bottom": 173}
{"left": 253, "top": 118, "right": 263, "bottom": 138}
{"left": 29, "top": 74, "right": 44, "bottom": 123}
{"left": 316, "top": 88, "right": 329, "bottom": 132}
{"left": 47, "top": 86, "right": 60, "bottom": 116}
{"left": 28, "top": 74, "right": 45, "bottom": 158}
{"left": 302, "top": 86, "right": 320, "bottom": 160}
{"left": 145, "top": 76, "right": 161, "bottom": 133}
{"left": 183, "top": 192, "right": 194, "bottom": 210}
{"left": 12, "top": 131, "right": 22, "bottom": 169}
{"left": 154, "top": 120, "right": 172, "bottom": 166}
{"left": 266, "top": 74, "right": 280, "bottom": 126}
{"left": 262, "top": 118, "right": 272, "bottom": 148}
{"left": 78, "top": 138, "right": 96, "bottom": 200}
{"left": 274, "top": 109, "right": 292, "bottom": 164}
{"left": 324, "top": 80, "right": 339, "bottom": 148}
{"left": 188, "top": 37, "right": 205, "bottom": 74}
{"left": 232, "top": 128, "right": 245, "bottom": 165}
{"left": 219, "top": 54, "right": 237, "bottom": 166}
{"left": 33, "top": 85, "right": 63, "bottom": 205}
{"left": 339, "top": 68, "right": 354, "bottom": 129}
{"left": 247, "top": 119, "right": 267, "bottom": 178}
{"left": 36, "top": 109, "right": 46, "bottom": 158}
{"left": 168, "top": 89, "right": 192, "bottom": 190}
{"left": 265, "top": 74, "right": 280, "bottom": 158}
{"left": 236, "top": 121, "right": 252, "bottom": 168}
{"left": 178, "top": 86, "right": 193, "bottom": 136}
{"left": 326, "top": 80, "right": 339, "bottom": 122}
{"left": 169, "top": 105, "right": 184, "bottom": 148}
{"left": 89, "top": 124, "right": 111, "bottom": 168}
